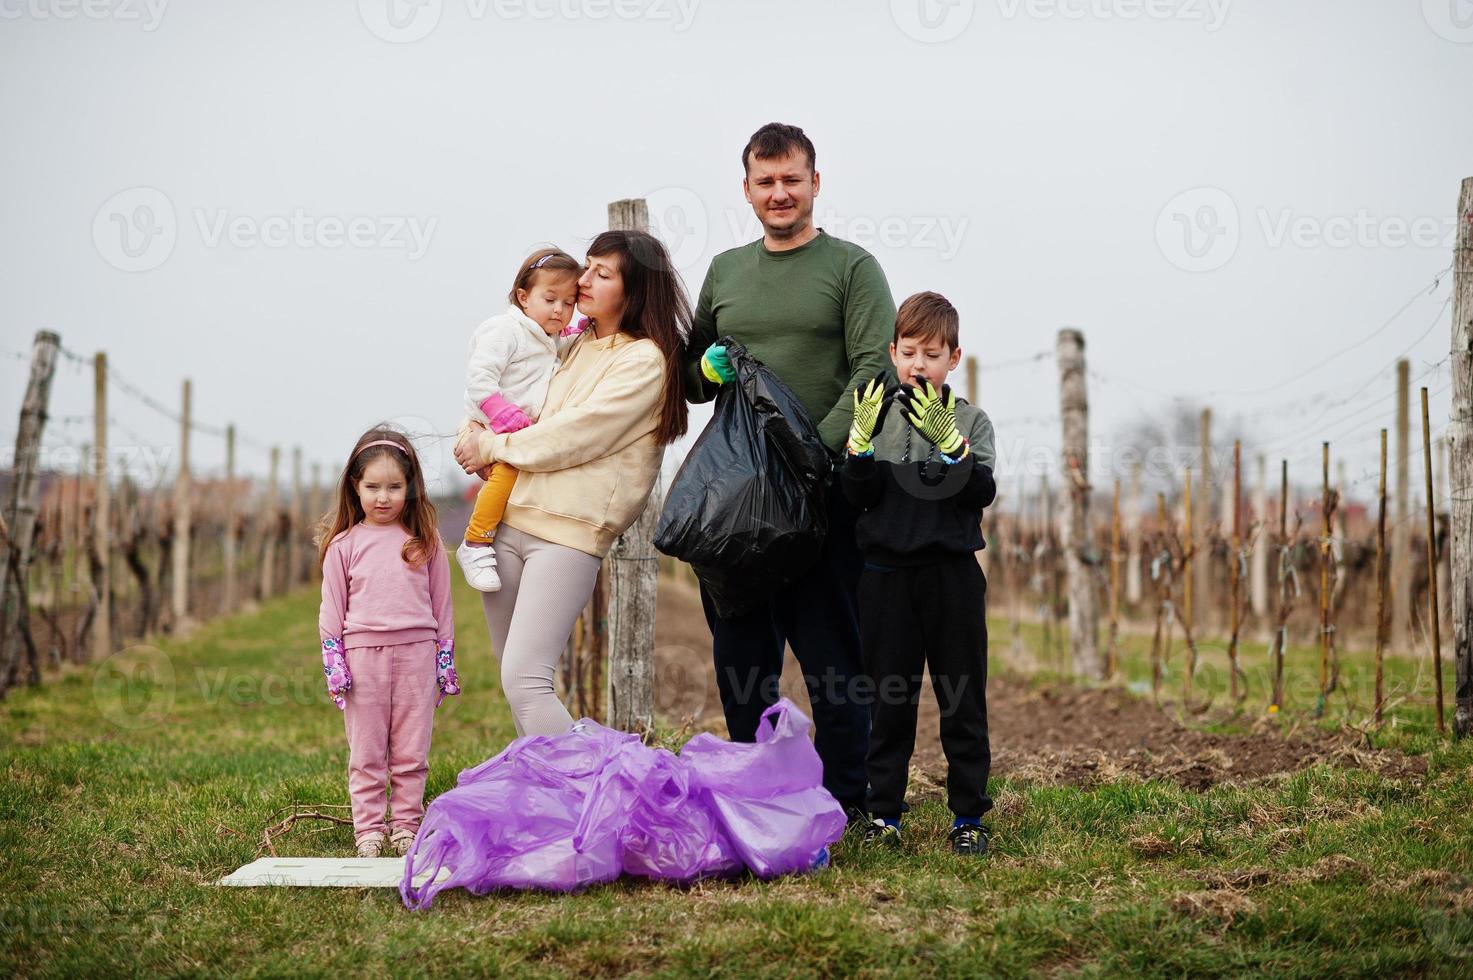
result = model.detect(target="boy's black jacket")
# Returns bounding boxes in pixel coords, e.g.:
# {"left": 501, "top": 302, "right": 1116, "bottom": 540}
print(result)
{"left": 840, "top": 394, "right": 997, "bottom": 566}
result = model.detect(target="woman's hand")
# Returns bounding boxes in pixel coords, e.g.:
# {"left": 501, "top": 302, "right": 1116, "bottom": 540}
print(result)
{"left": 454, "top": 419, "right": 490, "bottom": 474}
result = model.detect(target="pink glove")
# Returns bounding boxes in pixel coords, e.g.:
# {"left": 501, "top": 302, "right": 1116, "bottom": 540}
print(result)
{"left": 321, "top": 637, "right": 351, "bottom": 710}
{"left": 479, "top": 393, "right": 533, "bottom": 435}
{"left": 561, "top": 316, "right": 590, "bottom": 338}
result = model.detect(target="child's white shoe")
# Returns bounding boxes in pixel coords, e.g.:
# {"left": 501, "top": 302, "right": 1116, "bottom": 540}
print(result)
{"left": 456, "top": 541, "right": 501, "bottom": 592}
{"left": 390, "top": 828, "right": 416, "bottom": 856}
{"left": 356, "top": 832, "right": 386, "bottom": 858}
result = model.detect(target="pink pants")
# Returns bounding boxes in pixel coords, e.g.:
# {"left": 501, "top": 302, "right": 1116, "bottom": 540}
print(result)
{"left": 342, "top": 640, "right": 437, "bottom": 842}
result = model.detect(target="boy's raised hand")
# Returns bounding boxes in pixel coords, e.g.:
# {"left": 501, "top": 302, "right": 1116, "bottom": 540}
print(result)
{"left": 847, "top": 372, "right": 893, "bottom": 455}
{"left": 898, "top": 379, "right": 968, "bottom": 459}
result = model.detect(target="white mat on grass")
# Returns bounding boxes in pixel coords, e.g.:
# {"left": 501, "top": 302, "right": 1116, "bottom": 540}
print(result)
{"left": 216, "top": 857, "right": 450, "bottom": 888}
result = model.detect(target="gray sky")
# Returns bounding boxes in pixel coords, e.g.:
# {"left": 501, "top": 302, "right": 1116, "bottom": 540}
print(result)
{"left": 3, "top": 0, "right": 1470, "bottom": 513}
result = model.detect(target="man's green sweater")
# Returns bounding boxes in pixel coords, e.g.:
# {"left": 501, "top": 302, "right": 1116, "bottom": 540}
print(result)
{"left": 683, "top": 230, "right": 896, "bottom": 452}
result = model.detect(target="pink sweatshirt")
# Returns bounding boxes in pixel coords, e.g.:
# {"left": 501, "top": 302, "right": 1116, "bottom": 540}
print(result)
{"left": 319, "top": 521, "right": 454, "bottom": 651}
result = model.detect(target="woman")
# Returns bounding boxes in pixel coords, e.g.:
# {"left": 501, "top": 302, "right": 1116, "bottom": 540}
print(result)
{"left": 453, "top": 230, "right": 689, "bottom": 736}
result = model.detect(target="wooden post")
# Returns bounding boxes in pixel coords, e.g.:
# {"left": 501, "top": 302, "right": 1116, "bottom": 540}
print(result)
{"left": 1317, "top": 443, "right": 1331, "bottom": 717}
{"left": 603, "top": 197, "right": 658, "bottom": 731}
{"left": 289, "top": 446, "right": 303, "bottom": 589}
{"left": 1394, "top": 359, "right": 1412, "bottom": 656}
{"left": 1106, "top": 477, "right": 1121, "bottom": 679}
{"left": 1424, "top": 387, "right": 1446, "bottom": 733}
{"left": 1183, "top": 467, "right": 1194, "bottom": 633}
{"left": 965, "top": 355, "right": 978, "bottom": 405}
{"left": 223, "top": 424, "right": 238, "bottom": 613}
{"left": 1451, "top": 176, "right": 1473, "bottom": 739}
{"left": 92, "top": 353, "right": 111, "bottom": 662}
{"left": 310, "top": 462, "right": 323, "bottom": 584}
{"left": 1056, "top": 328, "right": 1100, "bottom": 678}
{"left": 1375, "top": 429, "right": 1389, "bottom": 726}
{"left": 1271, "top": 460, "right": 1289, "bottom": 711}
{"left": 1250, "top": 454, "right": 1269, "bottom": 620}
{"left": 0, "top": 331, "right": 61, "bottom": 693}
{"left": 171, "top": 379, "right": 191, "bottom": 627}
{"left": 1228, "top": 440, "right": 1243, "bottom": 702}
{"left": 260, "top": 447, "right": 279, "bottom": 599}
{"left": 1195, "top": 407, "right": 1213, "bottom": 635}
{"left": 1126, "top": 461, "right": 1143, "bottom": 605}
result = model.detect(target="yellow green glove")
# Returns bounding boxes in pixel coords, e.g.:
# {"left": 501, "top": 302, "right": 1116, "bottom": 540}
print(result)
{"left": 898, "top": 379, "right": 967, "bottom": 459}
{"left": 846, "top": 373, "right": 892, "bottom": 455}
{"left": 700, "top": 344, "right": 735, "bottom": 385}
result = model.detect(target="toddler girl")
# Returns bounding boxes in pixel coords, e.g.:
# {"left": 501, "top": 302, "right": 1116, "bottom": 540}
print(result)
{"left": 457, "top": 247, "right": 586, "bottom": 590}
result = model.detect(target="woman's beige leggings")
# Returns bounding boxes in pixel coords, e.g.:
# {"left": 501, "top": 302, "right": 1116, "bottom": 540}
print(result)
{"left": 479, "top": 523, "right": 604, "bottom": 737}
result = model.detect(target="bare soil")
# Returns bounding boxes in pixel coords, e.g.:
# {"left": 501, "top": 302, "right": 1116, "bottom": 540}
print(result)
{"left": 652, "top": 576, "right": 1425, "bottom": 792}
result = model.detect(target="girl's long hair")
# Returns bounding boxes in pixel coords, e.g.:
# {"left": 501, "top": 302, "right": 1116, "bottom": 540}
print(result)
{"left": 316, "top": 426, "right": 440, "bottom": 568}
{"left": 586, "top": 229, "right": 689, "bottom": 446}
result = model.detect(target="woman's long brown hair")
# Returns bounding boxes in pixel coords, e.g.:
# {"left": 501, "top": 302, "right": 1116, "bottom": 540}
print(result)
{"left": 586, "top": 229, "right": 689, "bottom": 446}
{"left": 316, "top": 426, "right": 440, "bottom": 568}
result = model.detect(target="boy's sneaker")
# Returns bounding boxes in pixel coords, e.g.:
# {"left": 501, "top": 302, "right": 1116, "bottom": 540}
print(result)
{"left": 456, "top": 541, "right": 501, "bottom": 592}
{"left": 355, "top": 832, "right": 386, "bottom": 858}
{"left": 389, "top": 828, "right": 416, "bottom": 856}
{"left": 842, "top": 803, "right": 871, "bottom": 837}
{"left": 861, "top": 819, "right": 902, "bottom": 850}
{"left": 948, "top": 823, "right": 989, "bottom": 857}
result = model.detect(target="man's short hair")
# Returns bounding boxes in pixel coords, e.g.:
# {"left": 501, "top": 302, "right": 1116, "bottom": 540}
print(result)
{"left": 894, "top": 291, "right": 960, "bottom": 351}
{"left": 742, "top": 122, "right": 816, "bottom": 174}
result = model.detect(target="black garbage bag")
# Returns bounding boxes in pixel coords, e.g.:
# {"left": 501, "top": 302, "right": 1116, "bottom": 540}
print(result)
{"left": 656, "top": 338, "right": 831, "bottom": 618}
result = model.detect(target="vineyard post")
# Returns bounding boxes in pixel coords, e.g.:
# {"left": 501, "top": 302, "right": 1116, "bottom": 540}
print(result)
{"left": 1424, "top": 387, "right": 1446, "bottom": 733}
{"left": 0, "top": 331, "right": 60, "bottom": 694}
{"left": 172, "top": 379, "right": 191, "bottom": 628}
{"left": 92, "top": 353, "right": 111, "bottom": 662}
{"left": 1057, "top": 327, "right": 1100, "bottom": 678}
{"left": 1451, "top": 176, "right": 1473, "bottom": 739}
{"left": 261, "top": 447, "right": 279, "bottom": 599}
{"left": 223, "top": 424, "right": 238, "bottom": 613}
{"left": 1394, "top": 358, "right": 1411, "bottom": 655}
{"left": 1375, "top": 429, "right": 1389, "bottom": 726}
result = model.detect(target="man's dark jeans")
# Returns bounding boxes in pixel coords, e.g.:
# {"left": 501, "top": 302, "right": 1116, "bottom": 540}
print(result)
{"left": 698, "top": 476, "right": 870, "bottom": 809}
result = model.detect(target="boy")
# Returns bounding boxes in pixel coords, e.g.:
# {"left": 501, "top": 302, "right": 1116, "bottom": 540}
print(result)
{"left": 840, "top": 291, "right": 997, "bottom": 856}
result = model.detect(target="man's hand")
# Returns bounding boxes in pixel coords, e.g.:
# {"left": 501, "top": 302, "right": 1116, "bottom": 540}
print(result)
{"left": 700, "top": 343, "right": 735, "bottom": 385}
{"left": 846, "top": 373, "right": 892, "bottom": 455}
{"left": 897, "top": 380, "right": 967, "bottom": 459}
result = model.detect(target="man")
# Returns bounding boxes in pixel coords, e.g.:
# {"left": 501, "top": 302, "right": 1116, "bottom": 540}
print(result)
{"left": 684, "top": 122, "right": 896, "bottom": 827}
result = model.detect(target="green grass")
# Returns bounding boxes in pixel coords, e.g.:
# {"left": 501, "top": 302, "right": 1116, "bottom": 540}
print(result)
{"left": 3, "top": 581, "right": 1471, "bottom": 977}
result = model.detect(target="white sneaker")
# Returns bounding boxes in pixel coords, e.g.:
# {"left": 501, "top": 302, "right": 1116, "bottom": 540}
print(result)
{"left": 356, "top": 832, "right": 386, "bottom": 858}
{"left": 390, "top": 828, "right": 416, "bottom": 856}
{"left": 456, "top": 540, "right": 501, "bottom": 592}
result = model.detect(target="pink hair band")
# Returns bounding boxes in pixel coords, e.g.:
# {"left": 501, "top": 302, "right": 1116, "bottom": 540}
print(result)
{"left": 358, "top": 439, "right": 409, "bottom": 455}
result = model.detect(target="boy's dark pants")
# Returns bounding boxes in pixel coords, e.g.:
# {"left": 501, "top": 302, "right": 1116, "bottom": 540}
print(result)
{"left": 699, "top": 476, "right": 871, "bottom": 810}
{"left": 860, "top": 554, "right": 992, "bottom": 821}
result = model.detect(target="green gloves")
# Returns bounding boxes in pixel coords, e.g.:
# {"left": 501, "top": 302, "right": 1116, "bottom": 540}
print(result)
{"left": 898, "top": 379, "right": 968, "bottom": 459}
{"left": 700, "top": 344, "right": 735, "bottom": 385}
{"left": 847, "top": 373, "right": 892, "bottom": 455}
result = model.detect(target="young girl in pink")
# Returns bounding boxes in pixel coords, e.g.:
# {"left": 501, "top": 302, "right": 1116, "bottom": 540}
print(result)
{"left": 317, "top": 428, "right": 460, "bottom": 858}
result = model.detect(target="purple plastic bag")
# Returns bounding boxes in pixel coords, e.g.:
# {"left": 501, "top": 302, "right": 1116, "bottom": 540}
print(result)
{"left": 400, "top": 699, "right": 844, "bottom": 908}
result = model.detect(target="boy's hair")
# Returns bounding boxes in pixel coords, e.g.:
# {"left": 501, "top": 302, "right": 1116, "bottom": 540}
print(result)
{"left": 894, "top": 291, "right": 960, "bottom": 350}
{"left": 742, "top": 122, "right": 816, "bottom": 174}
{"left": 508, "top": 247, "right": 581, "bottom": 306}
